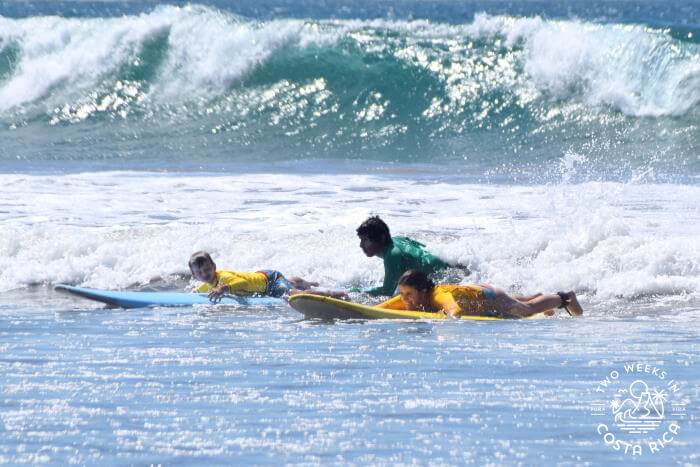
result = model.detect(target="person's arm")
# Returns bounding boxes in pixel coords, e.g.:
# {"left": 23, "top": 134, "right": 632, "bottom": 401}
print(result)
{"left": 293, "top": 288, "right": 350, "bottom": 301}
{"left": 423, "top": 251, "right": 453, "bottom": 274}
{"left": 433, "top": 290, "right": 462, "bottom": 318}
{"left": 210, "top": 272, "right": 248, "bottom": 299}
{"left": 356, "top": 252, "right": 402, "bottom": 296}
{"left": 362, "top": 285, "right": 393, "bottom": 296}
{"left": 367, "top": 249, "right": 403, "bottom": 296}
{"left": 207, "top": 284, "right": 230, "bottom": 300}
{"left": 348, "top": 284, "right": 391, "bottom": 296}
{"left": 376, "top": 295, "right": 408, "bottom": 310}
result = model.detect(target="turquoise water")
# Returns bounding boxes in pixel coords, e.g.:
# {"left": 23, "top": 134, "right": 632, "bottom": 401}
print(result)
{"left": 1, "top": 0, "right": 698, "bottom": 464}
{"left": 1, "top": 3, "right": 698, "bottom": 180}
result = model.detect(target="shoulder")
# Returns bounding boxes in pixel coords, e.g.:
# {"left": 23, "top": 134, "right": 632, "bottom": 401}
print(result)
{"left": 389, "top": 236, "right": 412, "bottom": 255}
{"left": 383, "top": 239, "right": 402, "bottom": 259}
{"left": 392, "top": 236, "right": 408, "bottom": 246}
{"left": 393, "top": 236, "right": 428, "bottom": 255}
{"left": 433, "top": 285, "right": 456, "bottom": 297}
{"left": 378, "top": 294, "right": 406, "bottom": 310}
{"left": 431, "top": 286, "right": 458, "bottom": 310}
{"left": 216, "top": 270, "right": 241, "bottom": 282}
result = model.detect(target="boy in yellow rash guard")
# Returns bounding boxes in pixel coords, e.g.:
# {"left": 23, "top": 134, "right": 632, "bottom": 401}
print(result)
{"left": 195, "top": 270, "right": 269, "bottom": 295}
{"left": 188, "top": 251, "right": 321, "bottom": 301}
{"left": 378, "top": 270, "right": 583, "bottom": 319}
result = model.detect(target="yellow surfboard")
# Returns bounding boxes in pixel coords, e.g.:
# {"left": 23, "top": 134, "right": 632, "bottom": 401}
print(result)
{"left": 288, "top": 293, "right": 509, "bottom": 320}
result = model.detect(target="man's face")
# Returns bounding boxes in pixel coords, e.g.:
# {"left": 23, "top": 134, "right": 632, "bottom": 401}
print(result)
{"left": 359, "top": 235, "right": 383, "bottom": 257}
{"left": 191, "top": 260, "right": 216, "bottom": 283}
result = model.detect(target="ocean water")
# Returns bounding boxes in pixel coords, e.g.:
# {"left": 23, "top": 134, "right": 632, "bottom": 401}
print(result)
{"left": 1, "top": 0, "right": 698, "bottom": 464}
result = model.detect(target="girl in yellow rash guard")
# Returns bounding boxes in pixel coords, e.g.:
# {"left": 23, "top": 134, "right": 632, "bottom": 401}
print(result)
{"left": 377, "top": 270, "right": 583, "bottom": 319}
{"left": 188, "top": 251, "right": 322, "bottom": 301}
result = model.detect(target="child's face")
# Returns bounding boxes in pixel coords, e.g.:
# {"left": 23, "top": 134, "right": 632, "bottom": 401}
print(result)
{"left": 398, "top": 284, "right": 430, "bottom": 311}
{"left": 191, "top": 260, "right": 216, "bottom": 283}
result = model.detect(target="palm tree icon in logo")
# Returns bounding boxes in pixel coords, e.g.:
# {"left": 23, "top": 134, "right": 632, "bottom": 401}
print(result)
{"left": 611, "top": 380, "right": 667, "bottom": 434}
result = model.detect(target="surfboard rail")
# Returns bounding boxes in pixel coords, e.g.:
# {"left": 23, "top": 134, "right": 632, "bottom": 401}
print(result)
{"left": 288, "top": 293, "right": 507, "bottom": 321}
{"left": 55, "top": 284, "right": 284, "bottom": 309}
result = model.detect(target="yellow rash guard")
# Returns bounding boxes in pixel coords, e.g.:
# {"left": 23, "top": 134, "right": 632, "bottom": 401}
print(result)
{"left": 196, "top": 270, "right": 268, "bottom": 295}
{"left": 377, "top": 284, "right": 496, "bottom": 317}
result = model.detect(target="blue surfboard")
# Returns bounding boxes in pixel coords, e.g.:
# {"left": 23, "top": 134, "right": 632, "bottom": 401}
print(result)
{"left": 55, "top": 284, "right": 284, "bottom": 309}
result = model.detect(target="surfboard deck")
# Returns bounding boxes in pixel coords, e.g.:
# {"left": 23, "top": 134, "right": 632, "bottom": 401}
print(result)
{"left": 55, "top": 284, "right": 284, "bottom": 309}
{"left": 288, "top": 293, "right": 512, "bottom": 320}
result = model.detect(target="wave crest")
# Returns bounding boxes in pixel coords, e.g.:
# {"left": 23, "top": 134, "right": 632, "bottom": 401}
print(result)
{"left": 0, "top": 7, "right": 698, "bottom": 175}
{"left": 1, "top": 7, "right": 697, "bottom": 118}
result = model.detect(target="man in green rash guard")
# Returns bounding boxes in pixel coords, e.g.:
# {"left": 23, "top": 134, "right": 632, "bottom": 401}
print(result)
{"left": 352, "top": 216, "right": 468, "bottom": 297}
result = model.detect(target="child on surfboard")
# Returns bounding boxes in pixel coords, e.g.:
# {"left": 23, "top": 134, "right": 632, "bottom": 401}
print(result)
{"left": 351, "top": 216, "right": 468, "bottom": 296}
{"left": 189, "top": 251, "right": 346, "bottom": 301}
{"left": 377, "top": 270, "right": 584, "bottom": 319}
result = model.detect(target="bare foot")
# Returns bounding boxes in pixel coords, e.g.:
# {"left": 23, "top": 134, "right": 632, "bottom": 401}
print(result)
{"left": 563, "top": 291, "right": 583, "bottom": 316}
{"left": 288, "top": 277, "right": 320, "bottom": 289}
{"left": 543, "top": 309, "right": 555, "bottom": 316}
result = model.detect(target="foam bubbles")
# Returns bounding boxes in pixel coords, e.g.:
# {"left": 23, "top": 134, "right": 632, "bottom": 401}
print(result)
{"left": 467, "top": 14, "right": 700, "bottom": 117}
{"left": 1, "top": 10, "right": 697, "bottom": 119}
{"left": 0, "top": 12, "right": 170, "bottom": 112}
{"left": 1, "top": 172, "right": 698, "bottom": 315}
{"left": 152, "top": 7, "right": 304, "bottom": 99}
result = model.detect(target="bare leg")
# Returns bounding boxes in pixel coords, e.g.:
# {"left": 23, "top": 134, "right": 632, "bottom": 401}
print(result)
{"left": 287, "top": 276, "right": 320, "bottom": 290}
{"left": 511, "top": 293, "right": 555, "bottom": 315}
{"left": 286, "top": 275, "right": 347, "bottom": 300}
{"left": 492, "top": 291, "right": 563, "bottom": 318}
{"left": 478, "top": 283, "right": 540, "bottom": 305}
{"left": 288, "top": 288, "right": 349, "bottom": 300}
{"left": 513, "top": 292, "right": 542, "bottom": 301}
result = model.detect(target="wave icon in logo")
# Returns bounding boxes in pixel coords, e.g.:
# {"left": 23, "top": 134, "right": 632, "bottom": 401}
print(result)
{"left": 611, "top": 380, "right": 667, "bottom": 434}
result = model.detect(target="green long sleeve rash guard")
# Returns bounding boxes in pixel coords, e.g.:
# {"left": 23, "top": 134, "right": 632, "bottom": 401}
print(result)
{"left": 360, "top": 236, "right": 450, "bottom": 297}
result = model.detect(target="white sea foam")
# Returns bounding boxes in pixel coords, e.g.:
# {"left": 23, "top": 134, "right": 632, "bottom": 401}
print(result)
{"left": 0, "top": 11, "right": 171, "bottom": 112}
{"left": 465, "top": 14, "right": 700, "bottom": 116}
{"left": 0, "top": 8, "right": 697, "bottom": 118}
{"left": 151, "top": 6, "right": 305, "bottom": 99}
{"left": 1, "top": 172, "right": 698, "bottom": 313}
{"left": 0, "top": 6, "right": 329, "bottom": 112}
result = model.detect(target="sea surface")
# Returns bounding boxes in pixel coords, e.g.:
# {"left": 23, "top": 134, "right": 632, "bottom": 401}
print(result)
{"left": 0, "top": 0, "right": 698, "bottom": 464}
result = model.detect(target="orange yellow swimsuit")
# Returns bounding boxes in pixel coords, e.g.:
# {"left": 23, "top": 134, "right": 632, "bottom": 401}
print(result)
{"left": 378, "top": 284, "right": 497, "bottom": 317}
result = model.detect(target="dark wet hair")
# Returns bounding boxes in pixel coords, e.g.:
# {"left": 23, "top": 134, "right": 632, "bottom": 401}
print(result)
{"left": 398, "top": 269, "right": 435, "bottom": 292}
{"left": 188, "top": 251, "right": 214, "bottom": 270}
{"left": 356, "top": 215, "right": 391, "bottom": 245}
